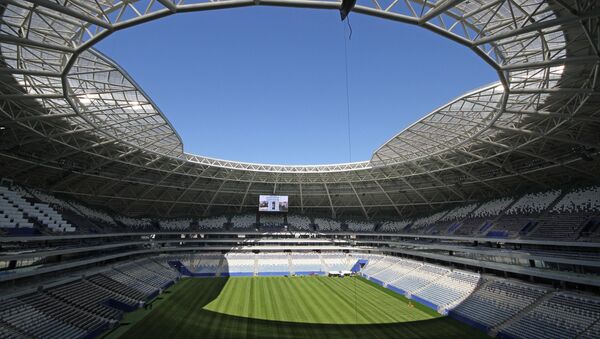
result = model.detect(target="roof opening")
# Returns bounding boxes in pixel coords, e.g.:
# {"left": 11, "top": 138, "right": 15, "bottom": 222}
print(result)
{"left": 95, "top": 7, "right": 496, "bottom": 165}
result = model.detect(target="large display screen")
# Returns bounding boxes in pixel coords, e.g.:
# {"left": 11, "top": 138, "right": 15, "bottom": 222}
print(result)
{"left": 259, "top": 195, "right": 288, "bottom": 212}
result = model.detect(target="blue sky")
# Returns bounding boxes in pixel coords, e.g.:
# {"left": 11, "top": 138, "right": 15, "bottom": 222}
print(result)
{"left": 96, "top": 7, "right": 496, "bottom": 165}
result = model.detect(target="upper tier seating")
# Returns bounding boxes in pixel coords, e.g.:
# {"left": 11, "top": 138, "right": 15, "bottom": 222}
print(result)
{"left": 428, "top": 203, "right": 479, "bottom": 235}
{"left": 378, "top": 219, "right": 410, "bottom": 232}
{"left": 493, "top": 190, "right": 561, "bottom": 236}
{"left": 198, "top": 216, "right": 227, "bottom": 230}
{"left": 410, "top": 211, "right": 447, "bottom": 233}
{"left": 116, "top": 216, "right": 153, "bottom": 230}
{"left": 528, "top": 186, "right": 600, "bottom": 240}
{"left": 231, "top": 214, "right": 256, "bottom": 229}
{"left": 0, "top": 194, "right": 33, "bottom": 229}
{"left": 346, "top": 220, "right": 374, "bottom": 232}
{"left": 0, "top": 186, "right": 73, "bottom": 232}
{"left": 286, "top": 214, "right": 311, "bottom": 231}
{"left": 260, "top": 214, "right": 283, "bottom": 228}
{"left": 159, "top": 218, "right": 192, "bottom": 231}
{"left": 66, "top": 201, "right": 115, "bottom": 225}
{"left": 314, "top": 217, "right": 340, "bottom": 231}
{"left": 455, "top": 197, "right": 513, "bottom": 236}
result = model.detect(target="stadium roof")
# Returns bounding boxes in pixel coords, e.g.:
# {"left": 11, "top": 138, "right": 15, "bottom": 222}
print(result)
{"left": 0, "top": 0, "right": 599, "bottom": 218}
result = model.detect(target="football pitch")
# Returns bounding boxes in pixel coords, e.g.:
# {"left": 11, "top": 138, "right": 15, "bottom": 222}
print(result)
{"left": 114, "top": 276, "right": 487, "bottom": 338}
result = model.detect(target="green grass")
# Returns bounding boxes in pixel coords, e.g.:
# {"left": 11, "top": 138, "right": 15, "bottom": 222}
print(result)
{"left": 114, "top": 276, "right": 487, "bottom": 339}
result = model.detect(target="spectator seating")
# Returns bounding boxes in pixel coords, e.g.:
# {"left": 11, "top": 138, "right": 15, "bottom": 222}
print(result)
{"left": 428, "top": 203, "right": 479, "bottom": 234}
{"left": 0, "top": 186, "right": 73, "bottom": 232}
{"left": 501, "top": 292, "right": 600, "bottom": 338}
{"left": 0, "top": 298, "right": 86, "bottom": 339}
{"left": 415, "top": 270, "right": 480, "bottom": 311}
{"left": 455, "top": 197, "right": 513, "bottom": 236}
{"left": 314, "top": 217, "right": 340, "bottom": 231}
{"left": 346, "top": 220, "right": 374, "bottom": 232}
{"left": 256, "top": 253, "right": 290, "bottom": 274}
{"left": 321, "top": 253, "right": 355, "bottom": 271}
{"left": 224, "top": 253, "right": 256, "bottom": 274}
{"left": 179, "top": 253, "right": 223, "bottom": 275}
{"left": 528, "top": 186, "right": 600, "bottom": 240}
{"left": 451, "top": 279, "right": 547, "bottom": 330}
{"left": 0, "top": 193, "right": 33, "bottom": 229}
{"left": 0, "top": 258, "right": 179, "bottom": 338}
{"left": 411, "top": 211, "right": 447, "bottom": 233}
{"left": 493, "top": 190, "right": 561, "bottom": 236}
{"left": 115, "top": 216, "right": 153, "bottom": 230}
{"left": 198, "top": 216, "right": 227, "bottom": 230}
{"left": 378, "top": 219, "right": 411, "bottom": 232}
{"left": 286, "top": 214, "right": 311, "bottom": 231}
{"left": 291, "top": 253, "right": 323, "bottom": 273}
{"left": 159, "top": 218, "right": 192, "bottom": 231}
{"left": 231, "top": 214, "right": 255, "bottom": 229}
{"left": 388, "top": 264, "right": 449, "bottom": 294}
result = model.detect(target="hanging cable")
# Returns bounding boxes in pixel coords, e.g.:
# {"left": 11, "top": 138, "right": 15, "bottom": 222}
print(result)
{"left": 343, "top": 23, "right": 352, "bottom": 162}
{"left": 346, "top": 13, "right": 353, "bottom": 40}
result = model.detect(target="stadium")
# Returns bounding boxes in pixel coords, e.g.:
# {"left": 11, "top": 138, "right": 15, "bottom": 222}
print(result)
{"left": 0, "top": 0, "right": 600, "bottom": 338}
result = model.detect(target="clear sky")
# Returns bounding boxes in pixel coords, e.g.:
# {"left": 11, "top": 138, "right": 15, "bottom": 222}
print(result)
{"left": 96, "top": 7, "right": 497, "bottom": 165}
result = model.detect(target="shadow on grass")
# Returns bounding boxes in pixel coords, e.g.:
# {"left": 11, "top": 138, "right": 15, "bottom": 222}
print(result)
{"left": 121, "top": 277, "right": 487, "bottom": 339}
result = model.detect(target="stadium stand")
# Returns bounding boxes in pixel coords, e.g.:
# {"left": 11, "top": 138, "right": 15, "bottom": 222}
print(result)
{"left": 378, "top": 220, "right": 411, "bottom": 233}
{"left": 256, "top": 252, "right": 290, "bottom": 275}
{"left": 346, "top": 219, "right": 375, "bottom": 232}
{"left": 115, "top": 216, "right": 153, "bottom": 230}
{"left": 198, "top": 216, "right": 227, "bottom": 231}
{"left": 159, "top": 218, "right": 192, "bottom": 231}
{"left": 314, "top": 217, "right": 340, "bottom": 231}
{"left": 1, "top": 2, "right": 600, "bottom": 338}
{"left": 450, "top": 279, "right": 548, "bottom": 332}
{"left": 500, "top": 292, "right": 600, "bottom": 338}
{"left": 0, "top": 186, "right": 72, "bottom": 233}
{"left": 492, "top": 190, "right": 562, "bottom": 237}
{"left": 428, "top": 203, "right": 479, "bottom": 235}
{"left": 455, "top": 197, "right": 514, "bottom": 236}
{"left": 286, "top": 214, "right": 312, "bottom": 231}
{"left": 527, "top": 186, "right": 600, "bottom": 240}
{"left": 231, "top": 214, "right": 256, "bottom": 230}
{"left": 291, "top": 252, "right": 323, "bottom": 274}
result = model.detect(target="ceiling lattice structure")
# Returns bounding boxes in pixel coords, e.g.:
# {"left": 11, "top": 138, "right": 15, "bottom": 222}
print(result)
{"left": 0, "top": 0, "right": 599, "bottom": 219}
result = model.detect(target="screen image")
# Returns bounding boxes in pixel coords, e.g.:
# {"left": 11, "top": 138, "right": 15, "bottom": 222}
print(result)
{"left": 259, "top": 195, "right": 288, "bottom": 212}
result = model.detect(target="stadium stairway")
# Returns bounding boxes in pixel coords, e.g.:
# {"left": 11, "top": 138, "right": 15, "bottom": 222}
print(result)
{"left": 490, "top": 291, "right": 554, "bottom": 337}
{"left": 0, "top": 318, "right": 30, "bottom": 338}
{"left": 580, "top": 316, "right": 600, "bottom": 338}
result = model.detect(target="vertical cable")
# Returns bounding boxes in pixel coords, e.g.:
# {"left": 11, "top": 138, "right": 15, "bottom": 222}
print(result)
{"left": 343, "top": 24, "right": 352, "bottom": 162}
